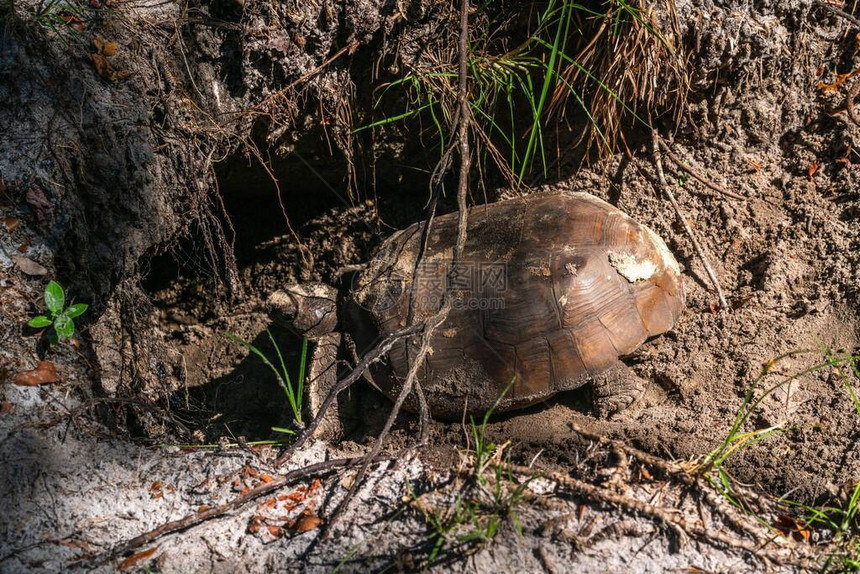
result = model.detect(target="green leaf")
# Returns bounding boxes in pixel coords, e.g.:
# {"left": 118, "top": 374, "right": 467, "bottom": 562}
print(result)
{"left": 54, "top": 314, "right": 74, "bottom": 340}
{"left": 27, "top": 315, "right": 52, "bottom": 328}
{"left": 44, "top": 281, "right": 65, "bottom": 315}
{"left": 65, "top": 303, "right": 88, "bottom": 318}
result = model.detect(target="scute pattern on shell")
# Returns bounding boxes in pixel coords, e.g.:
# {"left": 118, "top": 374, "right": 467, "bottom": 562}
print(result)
{"left": 347, "top": 191, "right": 684, "bottom": 419}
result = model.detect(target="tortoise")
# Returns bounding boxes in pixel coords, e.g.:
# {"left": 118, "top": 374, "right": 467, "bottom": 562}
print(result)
{"left": 267, "top": 191, "right": 684, "bottom": 436}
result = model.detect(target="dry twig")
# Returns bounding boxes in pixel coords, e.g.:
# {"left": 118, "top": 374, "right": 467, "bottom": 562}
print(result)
{"left": 657, "top": 139, "right": 745, "bottom": 200}
{"left": 651, "top": 130, "right": 728, "bottom": 309}
{"left": 817, "top": 0, "right": 860, "bottom": 28}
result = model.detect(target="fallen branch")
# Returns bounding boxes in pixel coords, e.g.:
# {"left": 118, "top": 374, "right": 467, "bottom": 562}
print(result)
{"left": 651, "top": 130, "right": 728, "bottom": 310}
{"left": 87, "top": 456, "right": 383, "bottom": 567}
{"left": 657, "top": 139, "right": 745, "bottom": 201}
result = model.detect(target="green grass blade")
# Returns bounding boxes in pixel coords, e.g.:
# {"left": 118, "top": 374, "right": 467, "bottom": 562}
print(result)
{"left": 353, "top": 101, "right": 437, "bottom": 133}
{"left": 266, "top": 329, "right": 299, "bottom": 424}
{"left": 297, "top": 336, "right": 308, "bottom": 418}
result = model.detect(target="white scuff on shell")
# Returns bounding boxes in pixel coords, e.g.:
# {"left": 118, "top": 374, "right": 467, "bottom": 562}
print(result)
{"left": 642, "top": 225, "right": 682, "bottom": 277}
{"left": 608, "top": 251, "right": 659, "bottom": 283}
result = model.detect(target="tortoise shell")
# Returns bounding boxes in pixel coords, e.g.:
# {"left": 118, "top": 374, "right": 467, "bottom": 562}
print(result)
{"left": 346, "top": 191, "right": 684, "bottom": 419}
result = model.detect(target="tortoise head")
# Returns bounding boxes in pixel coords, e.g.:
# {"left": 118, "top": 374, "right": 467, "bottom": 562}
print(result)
{"left": 266, "top": 283, "right": 338, "bottom": 339}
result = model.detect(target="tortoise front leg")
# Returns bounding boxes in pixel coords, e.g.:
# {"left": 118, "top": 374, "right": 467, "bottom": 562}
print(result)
{"left": 305, "top": 332, "right": 343, "bottom": 441}
{"left": 590, "top": 360, "right": 646, "bottom": 418}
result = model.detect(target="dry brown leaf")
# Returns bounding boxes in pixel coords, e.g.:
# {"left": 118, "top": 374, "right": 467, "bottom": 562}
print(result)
{"left": 293, "top": 513, "right": 322, "bottom": 533}
{"left": 25, "top": 186, "right": 51, "bottom": 222}
{"left": 774, "top": 515, "right": 812, "bottom": 543}
{"left": 247, "top": 515, "right": 264, "bottom": 534}
{"left": 817, "top": 69, "right": 858, "bottom": 92}
{"left": 118, "top": 547, "right": 157, "bottom": 570}
{"left": 59, "top": 12, "right": 86, "bottom": 33}
{"left": 808, "top": 159, "right": 820, "bottom": 177}
{"left": 1, "top": 402, "right": 12, "bottom": 414}
{"left": 10, "top": 255, "right": 47, "bottom": 276}
{"left": 88, "top": 52, "right": 130, "bottom": 82}
{"left": 102, "top": 41, "right": 119, "bottom": 57}
{"left": 1, "top": 217, "right": 19, "bottom": 232}
{"left": 93, "top": 36, "right": 119, "bottom": 57}
{"left": 14, "top": 361, "right": 60, "bottom": 386}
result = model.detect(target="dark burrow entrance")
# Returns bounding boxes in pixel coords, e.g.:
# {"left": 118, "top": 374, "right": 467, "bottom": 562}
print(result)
{"left": 139, "top": 144, "right": 457, "bottom": 442}
{"left": 136, "top": 138, "right": 596, "bottom": 449}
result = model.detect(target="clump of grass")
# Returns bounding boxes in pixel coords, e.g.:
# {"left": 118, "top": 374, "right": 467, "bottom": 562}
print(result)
{"left": 549, "top": 0, "right": 688, "bottom": 154}
{"left": 357, "top": 0, "right": 688, "bottom": 185}
{"left": 406, "top": 380, "right": 534, "bottom": 567}
{"left": 410, "top": 463, "right": 533, "bottom": 567}
{"left": 697, "top": 344, "right": 860, "bottom": 567}
{"left": 225, "top": 331, "right": 308, "bottom": 431}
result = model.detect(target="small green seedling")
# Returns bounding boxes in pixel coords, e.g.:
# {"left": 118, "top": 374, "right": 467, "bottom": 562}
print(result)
{"left": 225, "top": 330, "right": 308, "bottom": 430}
{"left": 27, "top": 280, "right": 88, "bottom": 343}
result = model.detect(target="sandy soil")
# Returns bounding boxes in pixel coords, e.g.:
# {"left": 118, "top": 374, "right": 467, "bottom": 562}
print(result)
{"left": 0, "top": 379, "right": 816, "bottom": 573}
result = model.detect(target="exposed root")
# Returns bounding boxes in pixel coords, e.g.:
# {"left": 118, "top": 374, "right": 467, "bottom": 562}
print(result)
{"left": 651, "top": 130, "right": 728, "bottom": 310}
{"left": 507, "top": 464, "right": 818, "bottom": 569}
{"left": 567, "top": 424, "right": 788, "bottom": 543}
{"left": 317, "top": 0, "right": 475, "bottom": 540}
